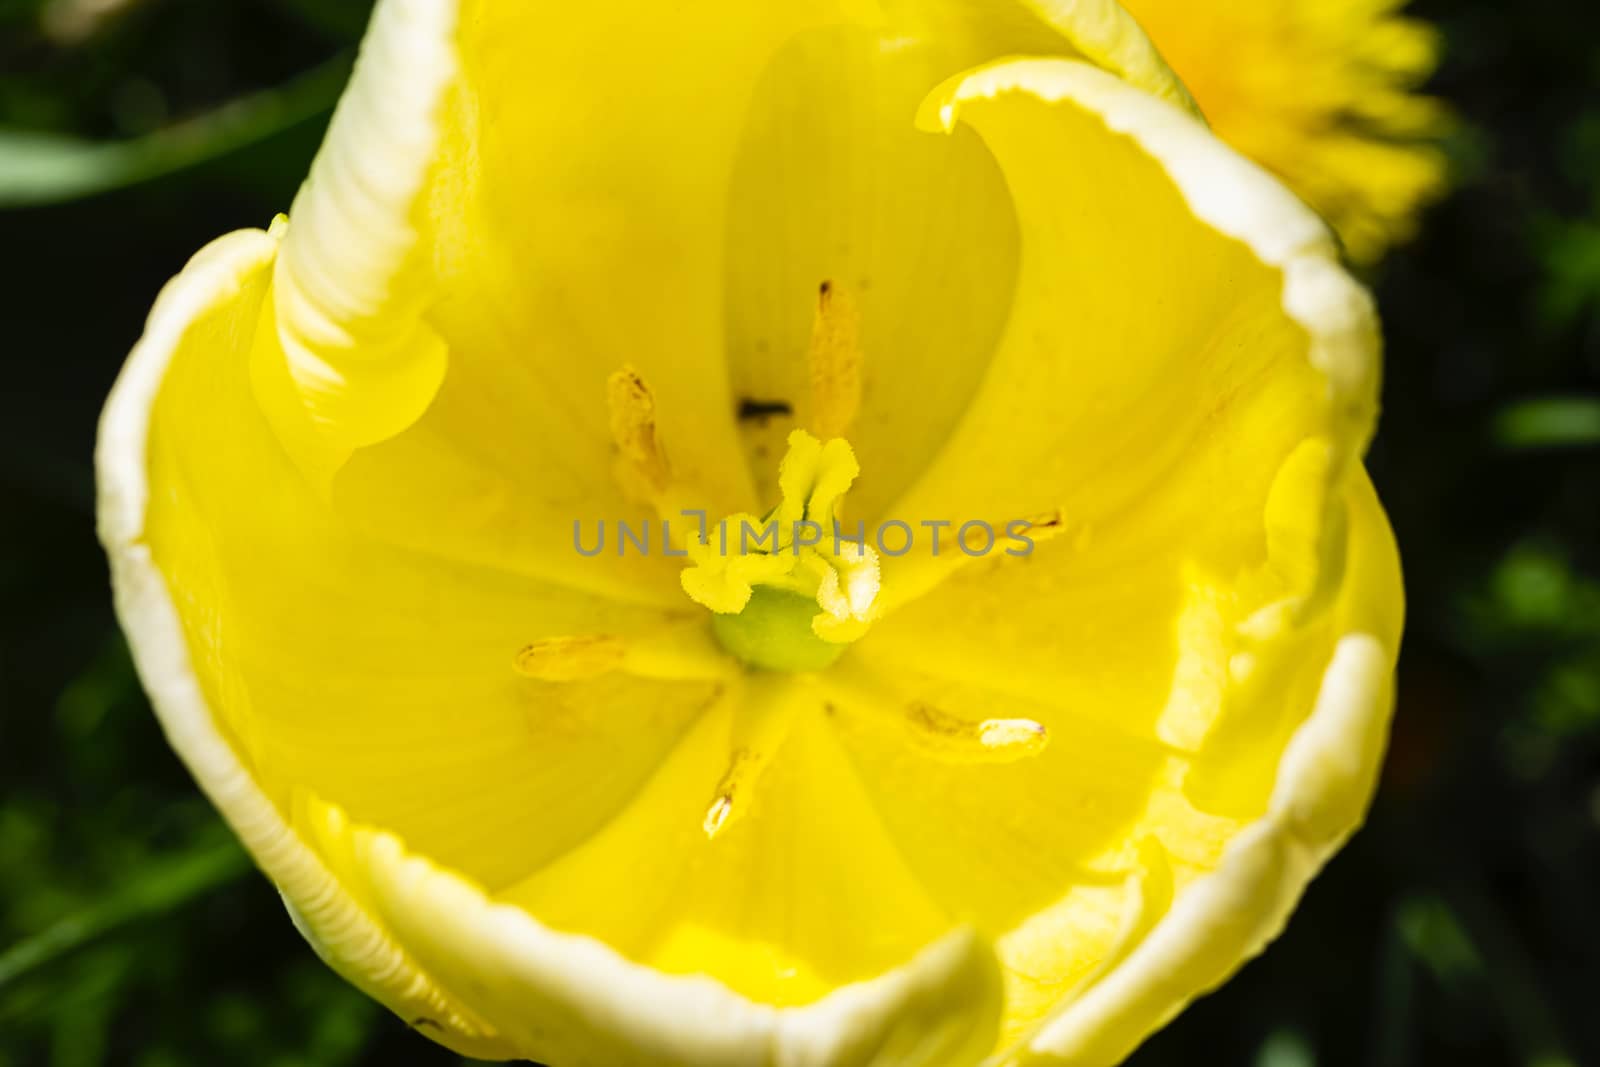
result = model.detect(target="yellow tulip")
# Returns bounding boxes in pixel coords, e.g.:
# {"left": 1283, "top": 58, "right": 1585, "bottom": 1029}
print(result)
{"left": 97, "top": 1, "right": 1403, "bottom": 1064}
{"left": 1120, "top": 0, "right": 1450, "bottom": 262}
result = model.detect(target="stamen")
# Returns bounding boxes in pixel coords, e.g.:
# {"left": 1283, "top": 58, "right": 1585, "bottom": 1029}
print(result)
{"left": 514, "top": 624, "right": 740, "bottom": 683}
{"left": 808, "top": 281, "right": 862, "bottom": 440}
{"left": 821, "top": 666, "right": 1050, "bottom": 766}
{"left": 606, "top": 365, "right": 671, "bottom": 497}
{"left": 702, "top": 747, "right": 763, "bottom": 839}
{"left": 700, "top": 675, "right": 811, "bottom": 839}
{"left": 1015, "top": 507, "right": 1076, "bottom": 548}
{"left": 905, "top": 702, "right": 1050, "bottom": 764}
{"left": 621, "top": 622, "right": 744, "bottom": 682}
{"left": 978, "top": 717, "right": 1052, "bottom": 752}
{"left": 703, "top": 793, "right": 735, "bottom": 838}
{"left": 514, "top": 635, "right": 626, "bottom": 681}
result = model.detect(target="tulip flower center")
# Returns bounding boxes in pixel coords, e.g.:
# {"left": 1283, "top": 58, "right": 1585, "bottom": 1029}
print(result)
{"left": 506, "top": 285, "right": 1047, "bottom": 840}
{"left": 681, "top": 429, "right": 881, "bottom": 669}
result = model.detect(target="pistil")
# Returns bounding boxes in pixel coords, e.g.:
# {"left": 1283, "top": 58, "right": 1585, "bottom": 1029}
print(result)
{"left": 681, "top": 429, "right": 882, "bottom": 661}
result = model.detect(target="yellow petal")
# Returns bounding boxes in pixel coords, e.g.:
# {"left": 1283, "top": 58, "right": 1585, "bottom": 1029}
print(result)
{"left": 497, "top": 693, "right": 963, "bottom": 995}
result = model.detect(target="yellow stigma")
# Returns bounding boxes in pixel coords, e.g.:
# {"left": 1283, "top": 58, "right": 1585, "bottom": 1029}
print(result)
{"left": 681, "top": 430, "right": 881, "bottom": 669}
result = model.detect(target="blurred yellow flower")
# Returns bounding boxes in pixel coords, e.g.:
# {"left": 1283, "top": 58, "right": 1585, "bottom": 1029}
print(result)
{"left": 98, "top": 1, "right": 1402, "bottom": 1064}
{"left": 1122, "top": 0, "right": 1450, "bottom": 261}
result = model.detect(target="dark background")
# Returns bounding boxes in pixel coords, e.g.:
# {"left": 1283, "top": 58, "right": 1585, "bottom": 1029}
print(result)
{"left": 1, "top": 1, "right": 1596, "bottom": 1064}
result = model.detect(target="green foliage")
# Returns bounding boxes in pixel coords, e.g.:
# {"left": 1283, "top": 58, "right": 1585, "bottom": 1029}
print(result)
{"left": 0, "top": 55, "right": 351, "bottom": 209}
{"left": 1, "top": 0, "right": 1597, "bottom": 1064}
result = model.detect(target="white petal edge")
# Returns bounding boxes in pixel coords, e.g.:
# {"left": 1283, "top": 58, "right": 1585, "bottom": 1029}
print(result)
{"left": 270, "top": 0, "right": 457, "bottom": 457}
{"left": 98, "top": 230, "right": 1006, "bottom": 1065}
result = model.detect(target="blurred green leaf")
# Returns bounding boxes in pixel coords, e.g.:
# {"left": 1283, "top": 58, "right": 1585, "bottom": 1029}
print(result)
{"left": 1255, "top": 1029, "right": 1315, "bottom": 1067}
{"left": 1446, "top": 885, "right": 1579, "bottom": 1067}
{"left": 1463, "top": 540, "right": 1600, "bottom": 644}
{"left": 1397, "top": 895, "right": 1484, "bottom": 987}
{"left": 47, "top": 945, "right": 131, "bottom": 1067}
{"left": 0, "top": 0, "right": 48, "bottom": 26}
{"left": 1493, "top": 396, "right": 1600, "bottom": 450}
{"left": 54, "top": 637, "right": 135, "bottom": 742}
{"left": 0, "top": 52, "right": 350, "bottom": 208}
{"left": 1532, "top": 659, "right": 1600, "bottom": 734}
{"left": 1489, "top": 542, "right": 1590, "bottom": 631}
{"left": 1537, "top": 218, "right": 1600, "bottom": 330}
{"left": 0, "top": 835, "right": 249, "bottom": 990}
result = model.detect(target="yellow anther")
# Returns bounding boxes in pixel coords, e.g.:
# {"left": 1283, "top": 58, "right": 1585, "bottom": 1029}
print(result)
{"left": 821, "top": 665, "right": 1051, "bottom": 766}
{"left": 702, "top": 748, "right": 762, "bottom": 839}
{"left": 808, "top": 281, "right": 862, "bottom": 441}
{"left": 703, "top": 793, "right": 736, "bottom": 838}
{"left": 514, "top": 635, "right": 627, "bottom": 681}
{"left": 905, "top": 702, "right": 1050, "bottom": 764}
{"left": 1014, "top": 507, "right": 1080, "bottom": 549}
{"left": 515, "top": 624, "right": 742, "bottom": 684}
{"left": 606, "top": 365, "right": 671, "bottom": 497}
{"left": 977, "top": 717, "right": 1051, "bottom": 753}
{"left": 701, "top": 675, "right": 810, "bottom": 839}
